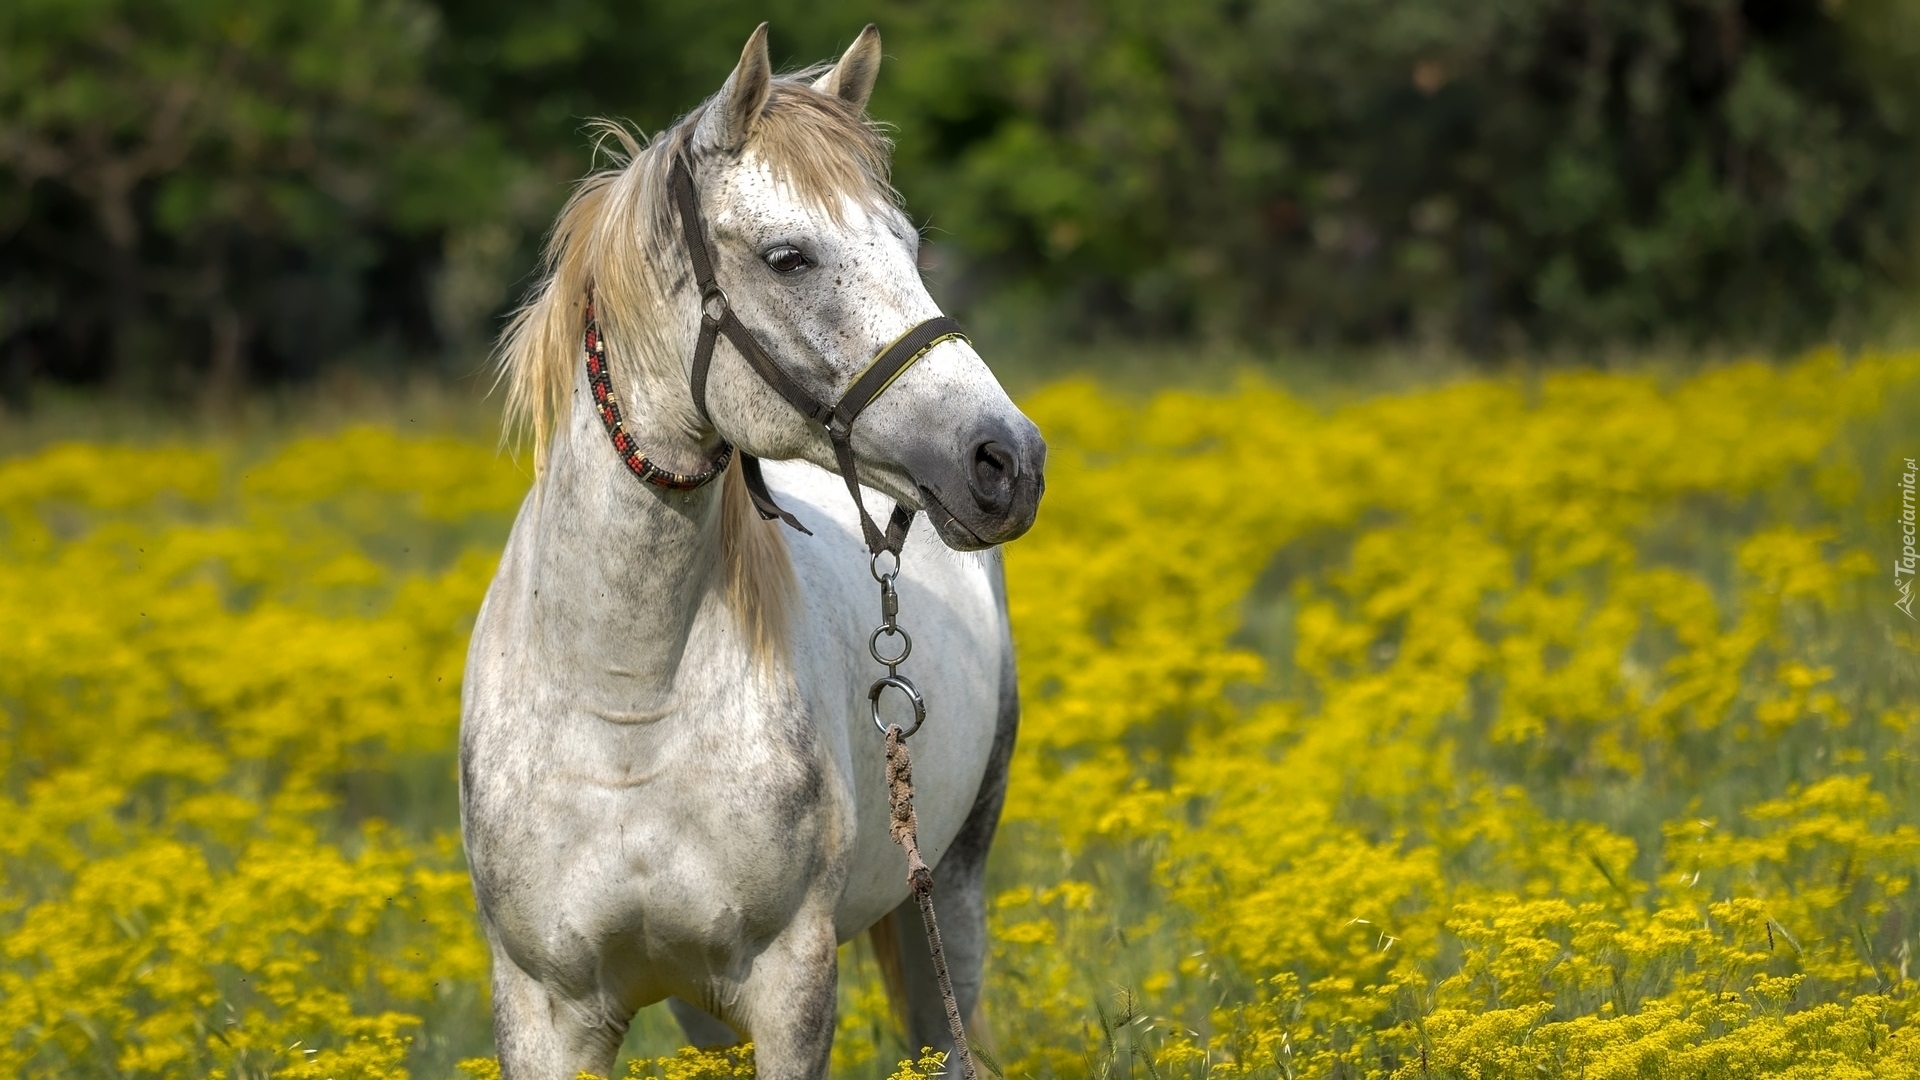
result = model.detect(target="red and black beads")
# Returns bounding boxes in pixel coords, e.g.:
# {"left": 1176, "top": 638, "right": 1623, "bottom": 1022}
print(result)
{"left": 584, "top": 292, "right": 732, "bottom": 490}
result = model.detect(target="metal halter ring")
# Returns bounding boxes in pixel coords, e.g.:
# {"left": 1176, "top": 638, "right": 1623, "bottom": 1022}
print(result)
{"left": 870, "top": 675, "right": 927, "bottom": 737}
{"left": 870, "top": 549, "right": 900, "bottom": 583}
{"left": 700, "top": 287, "right": 729, "bottom": 325}
{"left": 870, "top": 625, "right": 912, "bottom": 668}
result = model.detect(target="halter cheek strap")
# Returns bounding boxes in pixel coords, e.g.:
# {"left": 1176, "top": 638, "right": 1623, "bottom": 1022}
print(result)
{"left": 670, "top": 153, "right": 966, "bottom": 557}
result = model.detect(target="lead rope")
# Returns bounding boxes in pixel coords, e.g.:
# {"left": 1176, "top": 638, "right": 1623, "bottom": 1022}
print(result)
{"left": 868, "top": 553, "right": 977, "bottom": 1080}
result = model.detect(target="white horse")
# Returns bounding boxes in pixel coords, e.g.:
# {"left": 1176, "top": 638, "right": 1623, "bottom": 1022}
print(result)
{"left": 460, "top": 24, "right": 1045, "bottom": 1080}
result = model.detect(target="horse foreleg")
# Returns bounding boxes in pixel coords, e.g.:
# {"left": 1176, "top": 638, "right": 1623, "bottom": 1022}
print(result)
{"left": 735, "top": 910, "right": 840, "bottom": 1080}
{"left": 489, "top": 942, "right": 628, "bottom": 1080}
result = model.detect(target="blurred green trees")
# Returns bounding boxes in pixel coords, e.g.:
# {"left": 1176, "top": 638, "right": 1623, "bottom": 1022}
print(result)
{"left": 889, "top": 0, "right": 1920, "bottom": 349}
{"left": 4, "top": 0, "right": 1920, "bottom": 397}
{"left": 0, "top": 0, "right": 515, "bottom": 399}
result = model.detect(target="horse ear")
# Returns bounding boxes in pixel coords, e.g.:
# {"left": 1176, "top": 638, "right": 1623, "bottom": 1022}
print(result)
{"left": 697, "top": 22, "right": 773, "bottom": 152}
{"left": 812, "top": 24, "right": 882, "bottom": 111}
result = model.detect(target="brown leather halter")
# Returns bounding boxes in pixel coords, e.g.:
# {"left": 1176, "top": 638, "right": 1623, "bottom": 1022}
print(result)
{"left": 582, "top": 152, "right": 968, "bottom": 558}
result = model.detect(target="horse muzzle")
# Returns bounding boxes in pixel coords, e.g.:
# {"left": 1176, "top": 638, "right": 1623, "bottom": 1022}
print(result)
{"left": 909, "top": 413, "right": 1046, "bottom": 551}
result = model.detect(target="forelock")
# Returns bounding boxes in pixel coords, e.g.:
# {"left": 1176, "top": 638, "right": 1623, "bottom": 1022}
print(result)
{"left": 736, "top": 80, "right": 897, "bottom": 220}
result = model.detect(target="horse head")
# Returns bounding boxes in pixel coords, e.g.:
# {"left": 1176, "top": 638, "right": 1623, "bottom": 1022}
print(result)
{"left": 679, "top": 24, "right": 1046, "bottom": 551}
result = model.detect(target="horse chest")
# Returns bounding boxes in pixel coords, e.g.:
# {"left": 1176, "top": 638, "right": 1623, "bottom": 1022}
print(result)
{"left": 584, "top": 699, "right": 845, "bottom": 881}
{"left": 466, "top": 705, "right": 847, "bottom": 984}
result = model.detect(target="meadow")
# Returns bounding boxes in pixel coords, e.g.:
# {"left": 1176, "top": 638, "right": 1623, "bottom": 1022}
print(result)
{"left": 4, "top": 352, "right": 1919, "bottom": 1079}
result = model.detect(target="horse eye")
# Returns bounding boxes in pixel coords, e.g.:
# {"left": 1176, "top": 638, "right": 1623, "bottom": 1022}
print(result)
{"left": 764, "top": 246, "right": 810, "bottom": 274}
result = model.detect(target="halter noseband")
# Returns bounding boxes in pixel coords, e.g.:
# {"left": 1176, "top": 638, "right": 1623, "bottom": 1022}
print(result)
{"left": 581, "top": 152, "right": 967, "bottom": 558}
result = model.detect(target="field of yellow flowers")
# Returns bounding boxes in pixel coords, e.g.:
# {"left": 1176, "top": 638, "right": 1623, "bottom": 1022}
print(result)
{"left": 4, "top": 353, "right": 1919, "bottom": 1079}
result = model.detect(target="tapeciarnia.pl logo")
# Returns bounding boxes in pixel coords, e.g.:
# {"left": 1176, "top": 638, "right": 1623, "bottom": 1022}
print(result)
{"left": 1900, "top": 457, "right": 1917, "bottom": 619}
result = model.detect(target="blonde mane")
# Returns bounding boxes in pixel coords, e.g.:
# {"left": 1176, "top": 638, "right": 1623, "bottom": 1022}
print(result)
{"left": 494, "top": 76, "right": 898, "bottom": 659}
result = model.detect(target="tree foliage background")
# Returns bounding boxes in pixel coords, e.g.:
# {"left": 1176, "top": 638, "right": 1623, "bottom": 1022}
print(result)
{"left": 5, "top": 0, "right": 1920, "bottom": 400}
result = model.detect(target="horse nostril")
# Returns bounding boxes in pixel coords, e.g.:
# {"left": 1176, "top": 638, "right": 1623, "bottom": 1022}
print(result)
{"left": 970, "top": 440, "right": 1017, "bottom": 515}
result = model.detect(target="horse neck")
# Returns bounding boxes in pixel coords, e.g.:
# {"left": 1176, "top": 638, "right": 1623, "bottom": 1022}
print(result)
{"left": 516, "top": 356, "right": 727, "bottom": 702}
